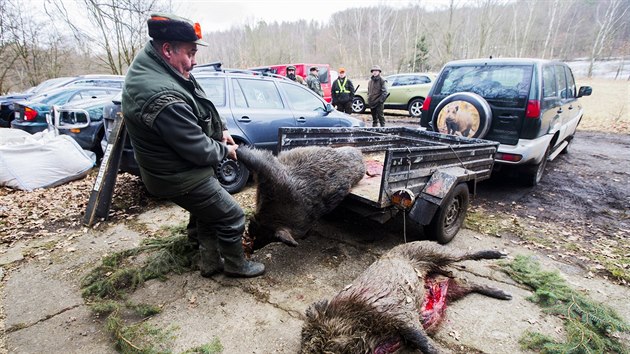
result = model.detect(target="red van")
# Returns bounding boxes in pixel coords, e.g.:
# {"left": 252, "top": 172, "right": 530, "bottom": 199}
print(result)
{"left": 249, "top": 63, "right": 332, "bottom": 103}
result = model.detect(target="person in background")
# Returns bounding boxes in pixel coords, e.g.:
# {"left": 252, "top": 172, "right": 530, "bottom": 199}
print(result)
{"left": 122, "top": 13, "right": 265, "bottom": 278}
{"left": 306, "top": 66, "right": 323, "bottom": 97}
{"left": 285, "top": 65, "right": 305, "bottom": 85}
{"left": 367, "top": 65, "right": 388, "bottom": 127}
{"left": 331, "top": 67, "right": 355, "bottom": 114}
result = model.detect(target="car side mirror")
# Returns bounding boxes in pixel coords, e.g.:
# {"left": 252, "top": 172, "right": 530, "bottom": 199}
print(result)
{"left": 52, "top": 106, "right": 91, "bottom": 129}
{"left": 324, "top": 103, "right": 334, "bottom": 114}
{"left": 578, "top": 86, "right": 592, "bottom": 98}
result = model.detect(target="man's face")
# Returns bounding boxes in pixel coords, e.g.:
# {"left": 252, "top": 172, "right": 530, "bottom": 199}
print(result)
{"left": 371, "top": 70, "right": 380, "bottom": 77}
{"left": 287, "top": 69, "right": 295, "bottom": 75}
{"left": 165, "top": 41, "right": 198, "bottom": 79}
{"left": 339, "top": 72, "right": 346, "bottom": 78}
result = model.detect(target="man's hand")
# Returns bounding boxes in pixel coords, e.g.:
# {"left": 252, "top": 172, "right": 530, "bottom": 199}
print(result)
{"left": 226, "top": 143, "right": 238, "bottom": 160}
{"left": 222, "top": 130, "right": 235, "bottom": 145}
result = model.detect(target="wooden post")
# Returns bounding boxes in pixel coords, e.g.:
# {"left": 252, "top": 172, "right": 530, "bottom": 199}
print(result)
{"left": 83, "top": 115, "right": 126, "bottom": 226}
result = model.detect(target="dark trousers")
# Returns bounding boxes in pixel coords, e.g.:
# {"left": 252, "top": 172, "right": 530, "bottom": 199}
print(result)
{"left": 172, "top": 177, "right": 245, "bottom": 246}
{"left": 371, "top": 103, "right": 385, "bottom": 127}
{"left": 335, "top": 101, "right": 352, "bottom": 114}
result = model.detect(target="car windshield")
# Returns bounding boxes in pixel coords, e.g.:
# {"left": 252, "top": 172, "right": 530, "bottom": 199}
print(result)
{"left": 436, "top": 64, "right": 533, "bottom": 107}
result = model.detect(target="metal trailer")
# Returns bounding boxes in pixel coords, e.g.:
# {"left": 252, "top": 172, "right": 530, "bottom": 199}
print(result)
{"left": 278, "top": 127, "right": 499, "bottom": 244}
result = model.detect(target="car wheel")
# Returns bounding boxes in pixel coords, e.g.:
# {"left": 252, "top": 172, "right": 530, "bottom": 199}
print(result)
{"left": 431, "top": 92, "right": 492, "bottom": 139}
{"left": 522, "top": 145, "right": 550, "bottom": 186}
{"left": 408, "top": 98, "right": 424, "bottom": 117}
{"left": 215, "top": 157, "right": 250, "bottom": 194}
{"left": 425, "top": 183, "right": 469, "bottom": 244}
{"left": 352, "top": 96, "right": 366, "bottom": 114}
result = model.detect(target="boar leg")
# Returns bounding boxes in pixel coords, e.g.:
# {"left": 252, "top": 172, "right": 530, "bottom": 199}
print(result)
{"left": 398, "top": 324, "right": 441, "bottom": 354}
{"left": 446, "top": 278, "right": 512, "bottom": 301}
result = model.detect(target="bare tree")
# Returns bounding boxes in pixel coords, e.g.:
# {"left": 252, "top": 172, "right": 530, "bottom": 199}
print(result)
{"left": 45, "top": 0, "right": 170, "bottom": 75}
{"left": 587, "top": 0, "right": 629, "bottom": 77}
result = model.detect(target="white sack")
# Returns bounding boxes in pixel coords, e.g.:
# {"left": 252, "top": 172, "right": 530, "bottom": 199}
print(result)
{"left": 0, "top": 129, "right": 95, "bottom": 191}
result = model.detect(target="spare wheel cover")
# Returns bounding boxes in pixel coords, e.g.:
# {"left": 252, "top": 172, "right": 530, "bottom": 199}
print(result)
{"left": 431, "top": 92, "right": 492, "bottom": 139}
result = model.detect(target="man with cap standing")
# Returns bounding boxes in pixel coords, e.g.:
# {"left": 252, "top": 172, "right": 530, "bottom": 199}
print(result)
{"left": 306, "top": 66, "right": 323, "bottom": 97}
{"left": 367, "top": 65, "right": 388, "bottom": 127}
{"left": 331, "top": 67, "right": 355, "bottom": 114}
{"left": 285, "top": 65, "right": 305, "bottom": 85}
{"left": 122, "top": 13, "right": 265, "bottom": 278}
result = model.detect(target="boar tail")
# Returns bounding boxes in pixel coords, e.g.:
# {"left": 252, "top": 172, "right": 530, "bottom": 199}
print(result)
{"left": 236, "top": 146, "right": 290, "bottom": 182}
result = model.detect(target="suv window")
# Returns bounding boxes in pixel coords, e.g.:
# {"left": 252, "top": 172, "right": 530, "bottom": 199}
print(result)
{"left": 565, "top": 66, "right": 576, "bottom": 99}
{"left": 555, "top": 64, "right": 568, "bottom": 99}
{"left": 232, "top": 78, "right": 283, "bottom": 109}
{"left": 280, "top": 82, "right": 324, "bottom": 111}
{"left": 197, "top": 76, "right": 226, "bottom": 106}
{"left": 542, "top": 66, "right": 557, "bottom": 99}
{"left": 436, "top": 65, "right": 532, "bottom": 108}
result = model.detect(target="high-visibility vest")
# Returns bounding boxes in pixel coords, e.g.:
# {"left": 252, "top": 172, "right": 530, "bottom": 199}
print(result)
{"left": 337, "top": 78, "right": 350, "bottom": 93}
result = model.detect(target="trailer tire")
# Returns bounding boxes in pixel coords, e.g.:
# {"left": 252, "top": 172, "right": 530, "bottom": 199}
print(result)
{"left": 426, "top": 183, "right": 469, "bottom": 244}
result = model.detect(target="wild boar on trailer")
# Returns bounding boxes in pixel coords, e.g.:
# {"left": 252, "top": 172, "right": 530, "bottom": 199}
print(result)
{"left": 236, "top": 145, "right": 365, "bottom": 251}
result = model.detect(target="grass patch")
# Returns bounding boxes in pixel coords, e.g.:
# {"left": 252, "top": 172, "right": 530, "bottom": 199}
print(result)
{"left": 501, "top": 255, "right": 629, "bottom": 353}
{"left": 82, "top": 222, "right": 222, "bottom": 353}
{"left": 465, "top": 207, "right": 528, "bottom": 238}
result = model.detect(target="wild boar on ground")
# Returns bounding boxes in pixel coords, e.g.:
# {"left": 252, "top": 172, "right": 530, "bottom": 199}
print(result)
{"left": 236, "top": 145, "right": 366, "bottom": 251}
{"left": 300, "top": 241, "right": 512, "bottom": 354}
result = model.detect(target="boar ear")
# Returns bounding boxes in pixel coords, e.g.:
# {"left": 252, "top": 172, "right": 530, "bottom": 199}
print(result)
{"left": 275, "top": 227, "right": 298, "bottom": 247}
{"left": 305, "top": 299, "right": 329, "bottom": 320}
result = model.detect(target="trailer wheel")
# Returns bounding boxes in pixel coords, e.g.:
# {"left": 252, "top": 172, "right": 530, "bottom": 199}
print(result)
{"left": 426, "top": 183, "right": 469, "bottom": 244}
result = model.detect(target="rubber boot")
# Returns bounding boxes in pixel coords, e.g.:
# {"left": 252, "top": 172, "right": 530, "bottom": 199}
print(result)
{"left": 219, "top": 240, "right": 265, "bottom": 278}
{"left": 198, "top": 242, "right": 223, "bottom": 278}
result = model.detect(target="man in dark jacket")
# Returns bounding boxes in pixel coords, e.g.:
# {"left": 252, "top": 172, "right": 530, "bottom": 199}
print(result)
{"left": 286, "top": 65, "right": 305, "bottom": 85}
{"left": 367, "top": 65, "right": 388, "bottom": 127}
{"left": 122, "top": 13, "right": 264, "bottom": 278}
{"left": 331, "top": 67, "right": 355, "bottom": 114}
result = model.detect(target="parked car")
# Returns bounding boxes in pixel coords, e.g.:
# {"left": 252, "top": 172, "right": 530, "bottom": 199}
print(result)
{"left": 1, "top": 75, "right": 124, "bottom": 127}
{"left": 11, "top": 86, "right": 121, "bottom": 134}
{"left": 50, "top": 96, "right": 114, "bottom": 158}
{"left": 102, "top": 68, "right": 365, "bottom": 193}
{"left": 420, "top": 58, "right": 592, "bottom": 186}
{"left": 249, "top": 63, "right": 334, "bottom": 103}
{"left": 352, "top": 73, "right": 434, "bottom": 117}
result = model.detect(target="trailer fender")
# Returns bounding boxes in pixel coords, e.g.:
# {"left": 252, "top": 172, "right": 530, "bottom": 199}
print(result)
{"left": 408, "top": 167, "right": 468, "bottom": 225}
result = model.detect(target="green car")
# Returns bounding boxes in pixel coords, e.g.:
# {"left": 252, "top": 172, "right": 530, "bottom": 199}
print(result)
{"left": 352, "top": 73, "right": 434, "bottom": 117}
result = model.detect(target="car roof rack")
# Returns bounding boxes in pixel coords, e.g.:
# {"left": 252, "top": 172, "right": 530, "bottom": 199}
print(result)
{"left": 193, "top": 63, "right": 292, "bottom": 82}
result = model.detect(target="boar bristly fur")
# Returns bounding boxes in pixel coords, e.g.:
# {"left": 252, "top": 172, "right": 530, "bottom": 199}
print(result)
{"left": 300, "top": 241, "right": 512, "bottom": 354}
{"left": 236, "top": 146, "right": 366, "bottom": 250}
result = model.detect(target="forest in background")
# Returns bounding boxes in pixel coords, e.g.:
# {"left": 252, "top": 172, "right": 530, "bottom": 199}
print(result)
{"left": 1, "top": 0, "right": 628, "bottom": 94}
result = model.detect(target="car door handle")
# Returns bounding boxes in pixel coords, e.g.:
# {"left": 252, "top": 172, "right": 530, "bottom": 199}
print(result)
{"left": 297, "top": 117, "right": 306, "bottom": 122}
{"left": 557, "top": 108, "right": 563, "bottom": 114}
{"left": 238, "top": 116, "right": 251, "bottom": 122}
{"left": 568, "top": 105, "right": 573, "bottom": 110}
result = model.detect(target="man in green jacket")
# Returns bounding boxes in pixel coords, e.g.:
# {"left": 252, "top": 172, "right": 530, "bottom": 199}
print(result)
{"left": 122, "top": 13, "right": 264, "bottom": 278}
{"left": 306, "top": 66, "right": 323, "bottom": 97}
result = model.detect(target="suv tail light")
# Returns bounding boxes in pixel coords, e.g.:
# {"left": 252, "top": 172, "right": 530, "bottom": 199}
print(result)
{"left": 422, "top": 96, "right": 432, "bottom": 111}
{"left": 24, "top": 107, "right": 37, "bottom": 121}
{"left": 526, "top": 100, "right": 540, "bottom": 119}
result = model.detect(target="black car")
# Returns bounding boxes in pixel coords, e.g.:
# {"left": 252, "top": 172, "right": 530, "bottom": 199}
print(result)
{"left": 421, "top": 58, "right": 592, "bottom": 186}
{"left": 102, "top": 68, "right": 365, "bottom": 193}
{"left": 1, "top": 75, "right": 123, "bottom": 127}
{"left": 11, "top": 86, "right": 121, "bottom": 134}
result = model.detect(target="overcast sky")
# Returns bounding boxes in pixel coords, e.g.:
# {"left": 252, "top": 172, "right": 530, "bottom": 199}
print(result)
{"left": 175, "top": 0, "right": 456, "bottom": 33}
